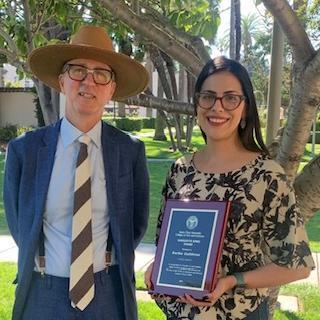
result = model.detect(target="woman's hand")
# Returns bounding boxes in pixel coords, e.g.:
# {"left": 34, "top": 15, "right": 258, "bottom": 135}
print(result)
{"left": 144, "top": 261, "right": 154, "bottom": 290}
{"left": 177, "top": 275, "right": 236, "bottom": 307}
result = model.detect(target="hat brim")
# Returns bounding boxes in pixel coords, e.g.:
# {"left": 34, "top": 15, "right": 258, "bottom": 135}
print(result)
{"left": 28, "top": 44, "right": 149, "bottom": 100}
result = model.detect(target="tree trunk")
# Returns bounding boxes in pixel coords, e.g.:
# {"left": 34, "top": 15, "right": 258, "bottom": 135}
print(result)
{"left": 294, "top": 155, "right": 320, "bottom": 223}
{"left": 34, "top": 79, "right": 59, "bottom": 125}
{"left": 118, "top": 102, "right": 126, "bottom": 117}
{"left": 154, "top": 79, "right": 167, "bottom": 141}
{"left": 154, "top": 110, "right": 167, "bottom": 141}
{"left": 266, "top": 20, "right": 284, "bottom": 145}
{"left": 145, "top": 53, "right": 154, "bottom": 117}
{"left": 229, "top": 0, "right": 236, "bottom": 59}
{"left": 234, "top": 0, "right": 241, "bottom": 61}
{"left": 0, "top": 67, "right": 5, "bottom": 86}
{"left": 186, "top": 116, "right": 195, "bottom": 149}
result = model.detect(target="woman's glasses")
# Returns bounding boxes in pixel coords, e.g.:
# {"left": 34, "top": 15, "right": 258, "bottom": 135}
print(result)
{"left": 195, "top": 92, "right": 246, "bottom": 111}
{"left": 63, "top": 64, "right": 115, "bottom": 85}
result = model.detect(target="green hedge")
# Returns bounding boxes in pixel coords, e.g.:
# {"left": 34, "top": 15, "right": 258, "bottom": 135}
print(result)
{"left": 103, "top": 117, "right": 156, "bottom": 131}
{"left": 142, "top": 117, "right": 155, "bottom": 129}
{"left": 114, "top": 118, "right": 142, "bottom": 132}
{"left": 0, "top": 125, "right": 33, "bottom": 142}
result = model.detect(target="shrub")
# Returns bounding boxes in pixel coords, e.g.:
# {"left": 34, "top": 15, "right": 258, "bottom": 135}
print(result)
{"left": 142, "top": 118, "right": 155, "bottom": 129}
{"left": 114, "top": 118, "right": 142, "bottom": 132}
{"left": 308, "top": 121, "right": 320, "bottom": 144}
{"left": 0, "top": 125, "right": 33, "bottom": 142}
{"left": 31, "top": 87, "right": 45, "bottom": 127}
{"left": 258, "top": 108, "right": 267, "bottom": 128}
{"left": 0, "top": 125, "right": 17, "bottom": 142}
{"left": 102, "top": 116, "right": 156, "bottom": 131}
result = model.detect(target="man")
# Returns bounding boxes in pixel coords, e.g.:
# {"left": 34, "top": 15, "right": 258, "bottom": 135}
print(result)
{"left": 4, "top": 25, "right": 149, "bottom": 320}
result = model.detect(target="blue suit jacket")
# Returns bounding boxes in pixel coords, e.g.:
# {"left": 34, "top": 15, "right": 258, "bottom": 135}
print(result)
{"left": 3, "top": 120, "right": 149, "bottom": 320}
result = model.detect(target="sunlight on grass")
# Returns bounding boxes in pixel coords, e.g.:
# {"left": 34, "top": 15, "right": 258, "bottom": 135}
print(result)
{"left": 277, "top": 284, "right": 320, "bottom": 320}
{"left": 143, "top": 162, "right": 172, "bottom": 243}
{"left": 0, "top": 263, "right": 319, "bottom": 320}
{"left": 0, "top": 262, "right": 165, "bottom": 320}
{"left": 0, "top": 262, "right": 16, "bottom": 320}
{"left": 138, "top": 301, "right": 165, "bottom": 320}
{"left": 306, "top": 211, "right": 320, "bottom": 252}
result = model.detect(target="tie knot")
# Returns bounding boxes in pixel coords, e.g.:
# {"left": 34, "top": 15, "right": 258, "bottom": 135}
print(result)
{"left": 79, "top": 135, "right": 90, "bottom": 145}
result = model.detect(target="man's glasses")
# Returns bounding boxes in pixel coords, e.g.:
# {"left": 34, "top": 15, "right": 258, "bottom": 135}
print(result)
{"left": 63, "top": 64, "right": 115, "bottom": 85}
{"left": 195, "top": 92, "right": 246, "bottom": 111}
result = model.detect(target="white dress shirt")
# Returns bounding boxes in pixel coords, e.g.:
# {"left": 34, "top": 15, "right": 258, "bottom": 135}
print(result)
{"left": 35, "top": 118, "right": 109, "bottom": 276}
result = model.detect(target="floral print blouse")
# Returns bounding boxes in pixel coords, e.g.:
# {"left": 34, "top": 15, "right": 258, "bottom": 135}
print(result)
{"left": 155, "top": 153, "right": 315, "bottom": 320}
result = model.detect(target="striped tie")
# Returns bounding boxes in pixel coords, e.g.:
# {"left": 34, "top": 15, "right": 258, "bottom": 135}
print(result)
{"left": 69, "top": 135, "right": 94, "bottom": 310}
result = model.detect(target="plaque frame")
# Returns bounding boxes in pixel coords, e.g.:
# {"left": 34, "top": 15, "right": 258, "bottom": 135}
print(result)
{"left": 150, "top": 199, "right": 231, "bottom": 299}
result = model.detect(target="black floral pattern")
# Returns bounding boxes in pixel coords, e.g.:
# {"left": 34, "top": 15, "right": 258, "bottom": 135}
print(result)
{"left": 155, "top": 154, "right": 315, "bottom": 320}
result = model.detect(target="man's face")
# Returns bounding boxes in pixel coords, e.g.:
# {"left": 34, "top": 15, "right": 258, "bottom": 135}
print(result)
{"left": 59, "top": 58, "right": 116, "bottom": 128}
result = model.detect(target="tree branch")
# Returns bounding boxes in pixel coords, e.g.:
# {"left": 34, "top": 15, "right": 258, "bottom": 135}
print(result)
{"left": 22, "top": 0, "right": 34, "bottom": 53}
{"left": 0, "top": 27, "right": 19, "bottom": 54}
{"left": 294, "top": 154, "right": 320, "bottom": 222}
{"left": 141, "top": 2, "right": 210, "bottom": 62}
{"left": 99, "top": 0, "right": 204, "bottom": 76}
{"left": 0, "top": 48, "right": 18, "bottom": 66}
{"left": 261, "top": 0, "right": 315, "bottom": 63}
{"left": 305, "top": 48, "right": 320, "bottom": 78}
{"left": 123, "top": 93, "right": 193, "bottom": 115}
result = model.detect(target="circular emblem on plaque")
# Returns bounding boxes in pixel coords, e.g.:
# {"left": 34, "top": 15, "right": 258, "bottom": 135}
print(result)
{"left": 186, "top": 215, "right": 198, "bottom": 230}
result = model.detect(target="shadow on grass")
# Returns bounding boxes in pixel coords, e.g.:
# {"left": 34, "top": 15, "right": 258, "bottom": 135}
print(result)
{"left": 306, "top": 211, "right": 320, "bottom": 243}
{"left": 278, "top": 310, "right": 304, "bottom": 320}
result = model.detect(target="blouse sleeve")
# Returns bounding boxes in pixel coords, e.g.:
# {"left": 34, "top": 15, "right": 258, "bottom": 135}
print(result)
{"left": 262, "top": 174, "right": 315, "bottom": 269}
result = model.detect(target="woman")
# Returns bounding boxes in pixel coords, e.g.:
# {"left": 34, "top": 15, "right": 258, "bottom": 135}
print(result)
{"left": 145, "top": 56, "right": 314, "bottom": 320}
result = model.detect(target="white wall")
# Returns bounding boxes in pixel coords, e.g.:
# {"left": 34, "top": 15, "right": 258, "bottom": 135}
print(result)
{"left": 0, "top": 91, "right": 37, "bottom": 127}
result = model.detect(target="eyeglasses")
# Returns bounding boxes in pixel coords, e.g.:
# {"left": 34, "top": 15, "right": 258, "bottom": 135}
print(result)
{"left": 63, "top": 64, "right": 115, "bottom": 85}
{"left": 195, "top": 92, "right": 246, "bottom": 111}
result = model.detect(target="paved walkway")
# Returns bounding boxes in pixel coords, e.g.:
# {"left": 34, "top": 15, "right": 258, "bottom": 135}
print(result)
{"left": 1, "top": 236, "right": 319, "bottom": 313}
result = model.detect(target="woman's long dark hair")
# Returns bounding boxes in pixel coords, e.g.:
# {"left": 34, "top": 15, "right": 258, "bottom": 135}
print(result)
{"left": 194, "top": 56, "right": 268, "bottom": 154}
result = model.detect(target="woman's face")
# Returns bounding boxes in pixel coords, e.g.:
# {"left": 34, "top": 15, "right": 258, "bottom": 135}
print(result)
{"left": 196, "top": 71, "right": 246, "bottom": 144}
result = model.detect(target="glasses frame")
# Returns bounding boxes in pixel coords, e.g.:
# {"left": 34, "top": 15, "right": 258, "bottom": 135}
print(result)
{"left": 63, "top": 63, "right": 115, "bottom": 85}
{"left": 195, "top": 92, "right": 246, "bottom": 111}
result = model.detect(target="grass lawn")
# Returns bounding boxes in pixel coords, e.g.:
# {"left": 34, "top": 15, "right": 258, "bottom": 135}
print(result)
{"left": 306, "top": 212, "right": 320, "bottom": 252}
{"left": 145, "top": 161, "right": 172, "bottom": 243}
{"left": 0, "top": 262, "right": 16, "bottom": 320}
{"left": 138, "top": 302, "right": 165, "bottom": 320}
{"left": 1, "top": 263, "right": 319, "bottom": 320}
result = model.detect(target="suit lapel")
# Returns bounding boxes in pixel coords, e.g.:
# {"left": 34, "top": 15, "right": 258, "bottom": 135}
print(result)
{"left": 101, "top": 122, "right": 120, "bottom": 245}
{"left": 101, "top": 122, "right": 119, "bottom": 214}
{"left": 35, "top": 121, "right": 61, "bottom": 220}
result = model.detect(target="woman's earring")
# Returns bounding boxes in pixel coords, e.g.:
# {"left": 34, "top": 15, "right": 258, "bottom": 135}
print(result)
{"left": 240, "top": 118, "right": 246, "bottom": 129}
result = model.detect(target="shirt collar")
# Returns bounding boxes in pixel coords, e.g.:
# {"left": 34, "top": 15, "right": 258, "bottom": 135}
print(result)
{"left": 60, "top": 118, "right": 102, "bottom": 149}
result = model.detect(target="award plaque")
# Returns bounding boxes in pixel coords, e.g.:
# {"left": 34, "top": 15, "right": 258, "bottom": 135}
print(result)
{"left": 150, "top": 199, "right": 231, "bottom": 299}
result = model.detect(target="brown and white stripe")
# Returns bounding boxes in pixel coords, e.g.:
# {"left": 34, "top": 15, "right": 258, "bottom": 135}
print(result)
{"left": 69, "top": 135, "right": 94, "bottom": 311}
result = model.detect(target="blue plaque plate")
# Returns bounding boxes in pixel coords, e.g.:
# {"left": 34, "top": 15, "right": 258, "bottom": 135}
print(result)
{"left": 150, "top": 199, "right": 230, "bottom": 299}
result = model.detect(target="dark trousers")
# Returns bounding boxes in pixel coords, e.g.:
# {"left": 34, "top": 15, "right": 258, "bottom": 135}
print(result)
{"left": 245, "top": 299, "right": 269, "bottom": 320}
{"left": 22, "top": 266, "right": 125, "bottom": 320}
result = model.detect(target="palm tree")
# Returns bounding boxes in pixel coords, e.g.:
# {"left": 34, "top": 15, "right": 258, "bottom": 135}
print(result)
{"left": 229, "top": 0, "right": 241, "bottom": 60}
{"left": 241, "top": 13, "right": 263, "bottom": 63}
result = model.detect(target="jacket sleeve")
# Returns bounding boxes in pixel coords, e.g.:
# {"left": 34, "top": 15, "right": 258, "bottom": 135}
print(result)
{"left": 132, "top": 141, "right": 149, "bottom": 249}
{"left": 3, "top": 141, "right": 21, "bottom": 244}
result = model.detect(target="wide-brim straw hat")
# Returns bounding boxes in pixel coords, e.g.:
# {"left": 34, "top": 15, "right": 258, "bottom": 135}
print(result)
{"left": 28, "top": 25, "right": 149, "bottom": 100}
